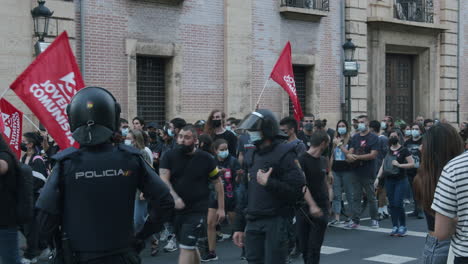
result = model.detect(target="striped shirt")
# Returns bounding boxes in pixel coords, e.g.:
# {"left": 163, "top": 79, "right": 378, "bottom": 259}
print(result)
{"left": 432, "top": 151, "right": 468, "bottom": 257}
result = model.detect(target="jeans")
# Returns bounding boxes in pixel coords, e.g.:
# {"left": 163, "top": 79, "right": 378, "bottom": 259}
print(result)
{"left": 350, "top": 170, "right": 378, "bottom": 223}
{"left": 421, "top": 234, "right": 449, "bottom": 264}
{"left": 244, "top": 216, "right": 289, "bottom": 264}
{"left": 332, "top": 170, "right": 354, "bottom": 216}
{"left": 385, "top": 177, "right": 407, "bottom": 227}
{"left": 296, "top": 213, "right": 327, "bottom": 264}
{"left": 133, "top": 197, "right": 148, "bottom": 233}
{"left": 0, "top": 228, "right": 20, "bottom": 264}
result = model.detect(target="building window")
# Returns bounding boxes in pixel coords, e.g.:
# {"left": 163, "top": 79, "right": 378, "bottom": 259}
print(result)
{"left": 289, "top": 66, "right": 307, "bottom": 117}
{"left": 136, "top": 56, "right": 166, "bottom": 123}
{"left": 281, "top": 0, "right": 329, "bottom": 11}
{"left": 394, "top": 0, "right": 434, "bottom": 23}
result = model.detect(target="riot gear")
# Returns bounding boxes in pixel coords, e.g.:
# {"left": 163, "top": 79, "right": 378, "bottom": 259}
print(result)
{"left": 237, "top": 109, "right": 286, "bottom": 144}
{"left": 67, "top": 87, "right": 121, "bottom": 146}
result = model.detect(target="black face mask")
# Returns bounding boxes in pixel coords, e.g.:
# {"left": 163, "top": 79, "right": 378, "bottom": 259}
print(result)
{"left": 148, "top": 131, "right": 158, "bottom": 140}
{"left": 389, "top": 137, "right": 399, "bottom": 146}
{"left": 20, "top": 143, "right": 27, "bottom": 152}
{"left": 304, "top": 123, "right": 313, "bottom": 131}
{"left": 211, "top": 120, "right": 222, "bottom": 128}
{"left": 177, "top": 143, "right": 195, "bottom": 154}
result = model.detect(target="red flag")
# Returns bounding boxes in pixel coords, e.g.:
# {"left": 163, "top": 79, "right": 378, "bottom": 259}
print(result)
{"left": 270, "top": 42, "right": 304, "bottom": 122}
{"left": 10, "top": 31, "right": 84, "bottom": 150}
{"left": 0, "top": 99, "right": 23, "bottom": 158}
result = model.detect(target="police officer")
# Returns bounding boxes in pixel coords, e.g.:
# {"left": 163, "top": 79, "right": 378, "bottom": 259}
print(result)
{"left": 232, "top": 109, "right": 305, "bottom": 264}
{"left": 35, "top": 87, "right": 174, "bottom": 264}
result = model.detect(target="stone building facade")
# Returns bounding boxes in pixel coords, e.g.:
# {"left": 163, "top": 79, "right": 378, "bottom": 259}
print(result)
{"left": 1, "top": 0, "right": 466, "bottom": 132}
{"left": 0, "top": 0, "right": 76, "bottom": 130}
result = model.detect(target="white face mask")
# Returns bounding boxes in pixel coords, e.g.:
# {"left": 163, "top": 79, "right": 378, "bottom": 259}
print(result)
{"left": 247, "top": 131, "right": 262, "bottom": 143}
{"left": 124, "top": 139, "right": 132, "bottom": 146}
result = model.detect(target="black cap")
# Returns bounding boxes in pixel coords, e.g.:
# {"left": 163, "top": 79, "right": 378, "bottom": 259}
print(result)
{"left": 147, "top": 122, "right": 159, "bottom": 129}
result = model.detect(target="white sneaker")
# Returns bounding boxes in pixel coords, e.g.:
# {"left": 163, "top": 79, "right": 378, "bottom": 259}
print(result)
{"left": 164, "top": 237, "right": 178, "bottom": 252}
{"left": 160, "top": 227, "right": 171, "bottom": 242}
{"left": 38, "top": 248, "right": 52, "bottom": 260}
{"left": 21, "top": 257, "right": 38, "bottom": 264}
{"left": 371, "top": 220, "right": 380, "bottom": 229}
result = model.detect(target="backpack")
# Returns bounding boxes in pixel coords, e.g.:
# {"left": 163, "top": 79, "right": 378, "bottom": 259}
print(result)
{"left": 382, "top": 151, "right": 400, "bottom": 177}
{"left": 1, "top": 151, "right": 34, "bottom": 225}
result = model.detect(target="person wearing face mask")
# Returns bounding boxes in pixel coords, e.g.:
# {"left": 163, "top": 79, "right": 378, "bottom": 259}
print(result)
{"left": 120, "top": 118, "right": 130, "bottom": 137}
{"left": 280, "top": 116, "right": 307, "bottom": 157}
{"left": 160, "top": 125, "right": 225, "bottom": 264}
{"left": 329, "top": 120, "right": 353, "bottom": 226}
{"left": 298, "top": 115, "right": 315, "bottom": 149}
{"left": 169, "top": 118, "right": 187, "bottom": 147}
{"left": 346, "top": 115, "right": 380, "bottom": 229}
{"left": 232, "top": 109, "right": 307, "bottom": 264}
{"left": 381, "top": 116, "right": 394, "bottom": 137}
{"left": 126, "top": 129, "right": 153, "bottom": 237}
{"left": 205, "top": 110, "right": 238, "bottom": 157}
{"left": 202, "top": 139, "right": 241, "bottom": 262}
{"left": 375, "top": 130, "right": 414, "bottom": 236}
{"left": 404, "top": 123, "right": 425, "bottom": 219}
{"left": 20, "top": 132, "right": 48, "bottom": 264}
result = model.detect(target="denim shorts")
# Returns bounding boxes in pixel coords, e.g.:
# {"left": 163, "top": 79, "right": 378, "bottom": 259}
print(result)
{"left": 421, "top": 234, "right": 450, "bottom": 264}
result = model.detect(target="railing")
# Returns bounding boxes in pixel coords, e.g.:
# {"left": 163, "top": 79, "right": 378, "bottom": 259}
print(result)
{"left": 281, "top": 0, "right": 329, "bottom": 12}
{"left": 394, "top": 0, "right": 433, "bottom": 23}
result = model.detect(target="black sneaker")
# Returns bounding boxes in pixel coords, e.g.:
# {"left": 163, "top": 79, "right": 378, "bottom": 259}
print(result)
{"left": 201, "top": 252, "right": 218, "bottom": 262}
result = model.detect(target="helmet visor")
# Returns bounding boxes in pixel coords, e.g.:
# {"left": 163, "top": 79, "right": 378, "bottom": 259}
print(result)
{"left": 237, "top": 112, "right": 264, "bottom": 132}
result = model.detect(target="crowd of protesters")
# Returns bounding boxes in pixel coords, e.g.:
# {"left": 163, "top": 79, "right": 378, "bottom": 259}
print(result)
{"left": 1, "top": 108, "right": 468, "bottom": 264}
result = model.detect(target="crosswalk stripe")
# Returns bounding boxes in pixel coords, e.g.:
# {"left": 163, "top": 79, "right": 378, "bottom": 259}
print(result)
{"left": 364, "top": 254, "right": 417, "bottom": 264}
{"left": 320, "top": 246, "right": 349, "bottom": 255}
{"left": 332, "top": 224, "right": 427, "bottom": 238}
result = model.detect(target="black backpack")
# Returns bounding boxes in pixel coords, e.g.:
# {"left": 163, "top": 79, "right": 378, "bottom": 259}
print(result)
{"left": 382, "top": 152, "right": 400, "bottom": 177}
{"left": 1, "top": 151, "right": 34, "bottom": 225}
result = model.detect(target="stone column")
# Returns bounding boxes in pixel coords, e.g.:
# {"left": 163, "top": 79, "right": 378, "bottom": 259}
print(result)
{"left": 345, "top": 0, "right": 369, "bottom": 118}
{"left": 439, "top": 0, "right": 459, "bottom": 123}
{"left": 224, "top": 0, "right": 253, "bottom": 118}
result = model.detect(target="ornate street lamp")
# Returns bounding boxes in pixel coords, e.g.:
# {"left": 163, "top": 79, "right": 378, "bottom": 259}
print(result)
{"left": 343, "top": 38, "right": 359, "bottom": 123}
{"left": 31, "top": 0, "right": 53, "bottom": 54}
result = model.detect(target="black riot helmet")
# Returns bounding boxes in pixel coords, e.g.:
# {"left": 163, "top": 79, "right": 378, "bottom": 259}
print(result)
{"left": 67, "top": 87, "right": 121, "bottom": 146}
{"left": 237, "top": 109, "right": 286, "bottom": 142}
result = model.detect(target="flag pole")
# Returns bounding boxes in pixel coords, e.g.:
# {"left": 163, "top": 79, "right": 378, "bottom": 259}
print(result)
{"left": 23, "top": 115, "right": 41, "bottom": 131}
{"left": 255, "top": 78, "right": 270, "bottom": 110}
{"left": 0, "top": 87, "right": 9, "bottom": 100}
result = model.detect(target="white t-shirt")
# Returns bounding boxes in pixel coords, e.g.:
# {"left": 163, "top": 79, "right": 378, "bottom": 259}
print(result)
{"left": 432, "top": 151, "right": 468, "bottom": 257}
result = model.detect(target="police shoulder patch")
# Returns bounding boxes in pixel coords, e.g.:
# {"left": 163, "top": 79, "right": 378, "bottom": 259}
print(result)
{"left": 117, "top": 144, "right": 142, "bottom": 155}
{"left": 51, "top": 147, "right": 79, "bottom": 161}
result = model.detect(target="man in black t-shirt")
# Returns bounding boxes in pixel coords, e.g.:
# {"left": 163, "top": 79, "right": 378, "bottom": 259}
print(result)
{"left": 346, "top": 115, "right": 380, "bottom": 229}
{"left": 297, "top": 130, "right": 330, "bottom": 264}
{"left": 160, "top": 125, "right": 225, "bottom": 264}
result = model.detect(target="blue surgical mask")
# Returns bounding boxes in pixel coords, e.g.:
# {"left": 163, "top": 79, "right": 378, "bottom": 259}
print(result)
{"left": 217, "top": 150, "right": 229, "bottom": 159}
{"left": 411, "top": 130, "right": 420, "bottom": 138}
{"left": 247, "top": 131, "right": 262, "bottom": 143}
{"left": 225, "top": 125, "right": 232, "bottom": 131}
{"left": 121, "top": 128, "right": 129, "bottom": 137}
{"left": 405, "top": 130, "right": 412, "bottom": 136}
{"left": 168, "top": 129, "right": 174, "bottom": 137}
{"left": 124, "top": 139, "right": 132, "bottom": 146}
{"left": 380, "top": 122, "right": 387, "bottom": 130}
{"left": 358, "top": 123, "right": 367, "bottom": 132}
{"left": 338, "top": 127, "right": 347, "bottom": 135}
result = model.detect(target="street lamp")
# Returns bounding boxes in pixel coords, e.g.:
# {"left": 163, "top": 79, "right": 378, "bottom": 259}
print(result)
{"left": 31, "top": 0, "right": 53, "bottom": 54}
{"left": 343, "top": 38, "right": 358, "bottom": 123}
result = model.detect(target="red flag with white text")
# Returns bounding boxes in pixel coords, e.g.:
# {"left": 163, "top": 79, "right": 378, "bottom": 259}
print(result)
{"left": 10, "top": 31, "right": 84, "bottom": 149}
{"left": 270, "top": 42, "right": 304, "bottom": 122}
{"left": 0, "top": 99, "right": 23, "bottom": 158}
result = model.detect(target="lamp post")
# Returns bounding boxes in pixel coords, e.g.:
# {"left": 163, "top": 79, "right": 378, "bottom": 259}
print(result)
{"left": 343, "top": 38, "right": 358, "bottom": 123}
{"left": 31, "top": 0, "right": 53, "bottom": 55}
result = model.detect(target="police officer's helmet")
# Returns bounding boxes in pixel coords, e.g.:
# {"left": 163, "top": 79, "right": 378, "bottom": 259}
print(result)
{"left": 67, "top": 87, "right": 121, "bottom": 146}
{"left": 237, "top": 109, "right": 286, "bottom": 140}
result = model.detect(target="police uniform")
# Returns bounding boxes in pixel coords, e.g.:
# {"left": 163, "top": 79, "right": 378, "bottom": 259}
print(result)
{"left": 35, "top": 87, "right": 174, "bottom": 264}
{"left": 233, "top": 109, "right": 305, "bottom": 264}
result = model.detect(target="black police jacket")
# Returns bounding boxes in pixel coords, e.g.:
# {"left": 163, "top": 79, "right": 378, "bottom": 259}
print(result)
{"left": 35, "top": 144, "right": 174, "bottom": 252}
{"left": 233, "top": 140, "right": 305, "bottom": 232}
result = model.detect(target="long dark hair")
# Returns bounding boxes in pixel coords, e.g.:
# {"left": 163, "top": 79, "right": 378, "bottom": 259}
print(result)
{"left": 414, "top": 123, "right": 464, "bottom": 213}
{"left": 204, "top": 109, "right": 225, "bottom": 137}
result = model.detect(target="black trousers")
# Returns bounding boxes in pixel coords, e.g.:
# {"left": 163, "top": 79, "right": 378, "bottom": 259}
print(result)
{"left": 244, "top": 216, "right": 289, "bottom": 264}
{"left": 53, "top": 251, "right": 140, "bottom": 264}
{"left": 296, "top": 212, "right": 327, "bottom": 264}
